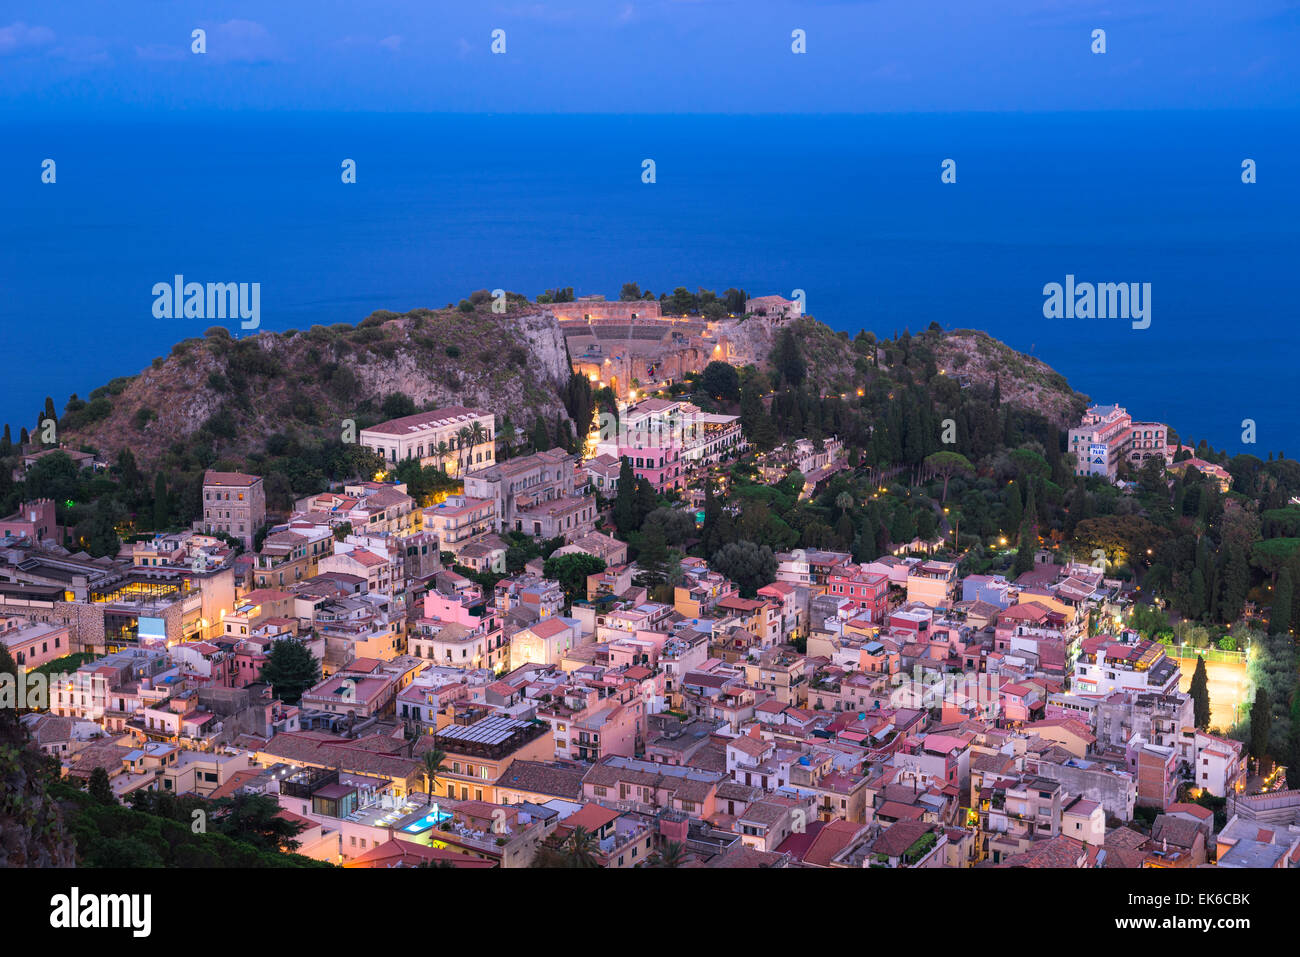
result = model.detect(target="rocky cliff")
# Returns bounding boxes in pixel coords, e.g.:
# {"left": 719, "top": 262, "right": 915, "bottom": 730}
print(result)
{"left": 60, "top": 304, "right": 575, "bottom": 468}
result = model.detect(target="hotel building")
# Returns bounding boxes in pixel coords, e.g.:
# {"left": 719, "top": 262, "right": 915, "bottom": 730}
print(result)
{"left": 360, "top": 406, "right": 495, "bottom": 476}
{"left": 1068, "top": 404, "right": 1168, "bottom": 481}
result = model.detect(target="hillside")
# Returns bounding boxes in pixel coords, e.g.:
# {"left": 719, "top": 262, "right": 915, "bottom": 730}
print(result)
{"left": 52, "top": 299, "right": 1088, "bottom": 475}
{"left": 716, "top": 315, "right": 1087, "bottom": 430}
{"left": 59, "top": 303, "right": 575, "bottom": 469}
{"left": 931, "top": 329, "right": 1089, "bottom": 429}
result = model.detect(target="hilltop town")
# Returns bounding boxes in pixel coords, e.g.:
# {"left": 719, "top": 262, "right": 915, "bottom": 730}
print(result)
{"left": 2, "top": 289, "right": 1298, "bottom": 870}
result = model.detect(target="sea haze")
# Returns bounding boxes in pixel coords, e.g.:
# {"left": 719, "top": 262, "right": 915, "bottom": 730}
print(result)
{"left": 0, "top": 110, "right": 1295, "bottom": 454}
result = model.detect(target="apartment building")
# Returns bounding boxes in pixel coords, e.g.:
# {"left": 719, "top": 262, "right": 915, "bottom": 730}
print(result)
{"left": 906, "top": 561, "right": 958, "bottom": 608}
{"left": 1073, "top": 635, "right": 1181, "bottom": 696}
{"left": 1, "top": 618, "right": 71, "bottom": 669}
{"left": 409, "top": 573, "right": 506, "bottom": 671}
{"left": 431, "top": 710, "right": 553, "bottom": 803}
{"left": 509, "top": 617, "right": 582, "bottom": 671}
{"left": 422, "top": 495, "right": 496, "bottom": 556}
{"left": 254, "top": 523, "right": 335, "bottom": 589}
{"left": 826, "top": 565, "right": 890, "bottom": 622}
{"left": 201, "top": 471, "right": 266, "bottom": 549}
{"left": 463, "top": 448, "right": 593, "bottom": 539}
{"left": 0, "top": 499, "right": 61, "bottom": 545}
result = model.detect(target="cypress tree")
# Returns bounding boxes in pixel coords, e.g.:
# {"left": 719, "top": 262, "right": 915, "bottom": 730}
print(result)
{"left": 637, "top": 521, "right": 672, "bottom": 589}
{"left": 1005, "top": 481, "right": 1022, "bottom": 533}
{"left": 153, "top": 473, "right": 169, "bottom": 530}
{"left": 1189, "top": 656, "right": 1211, "bottom": 730}
{"left": 1012, "top": 523, "right": 1035, "bottom": 578}
{"left": 1250, "top": 687, "right": 1272, "bottom": 765}
{"left": 531, "top": 415, "right": 550, "bottom": 452}
{"left": 1220, "top": 542, "right": 1250, "bottom": 624}
{"left": 612, "top": 458, "right": 638, "bottom": 535}
{"left": 1269, "top": 567, "right": 1294, "bottom": 636}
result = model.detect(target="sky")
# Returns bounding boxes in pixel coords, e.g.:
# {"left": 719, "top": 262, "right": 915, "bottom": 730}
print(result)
{"left": 1, "top": 0, "right": 1298, "bottom": 115}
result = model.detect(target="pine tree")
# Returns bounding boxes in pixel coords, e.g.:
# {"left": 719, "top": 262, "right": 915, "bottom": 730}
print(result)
{"left": 739, "top": 381, "right": 770, "bottom": 448}
{"left": 260, "top": 639, "right": 322, "bottom": 706}
{"left": 1189, "top": 656, "right": 1211, "bottom": 730}
{"left": 88, "top": 767, "right": 115, "bottom": 803}
{"left": 563, "top": 372, "right": 595, "bottom": 439}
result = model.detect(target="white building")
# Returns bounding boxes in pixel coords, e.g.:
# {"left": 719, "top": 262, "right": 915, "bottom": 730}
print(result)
{"left": 360, "top": 406, "right": 495, "bottom": 475}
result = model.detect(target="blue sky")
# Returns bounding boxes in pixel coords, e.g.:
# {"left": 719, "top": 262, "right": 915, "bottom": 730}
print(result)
{"left": 1, "top": 0, "right": 1297, "bottom": 114}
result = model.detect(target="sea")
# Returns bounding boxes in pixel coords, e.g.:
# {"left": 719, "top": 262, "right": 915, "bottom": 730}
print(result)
{"left": 1, "top": 110, "right": 1296, "bottom": 455}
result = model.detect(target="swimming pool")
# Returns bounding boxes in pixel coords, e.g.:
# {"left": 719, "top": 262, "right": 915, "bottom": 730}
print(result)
{"left": 402, "top": 807, "right": 454, "bottom": 834}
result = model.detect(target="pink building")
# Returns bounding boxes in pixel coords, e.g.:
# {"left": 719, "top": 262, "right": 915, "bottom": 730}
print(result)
{"left": 231, "top": 642, "right": 269, "bottom": 689}
{"left": 424, "top": 580, "right": 492, "bottom": 627}
{"left": 608, "top": 446, "right": 683, "bottom": 494}
{"left": 825, "top": 566, "right": 890, "bottom": 623}
{"left": 1, "top": 618, "right": 71, "bottom": 669}
{"left": 1068, "top": 404, "right": 1168, "bottom": 481}
{"left": 0, "top": 499, "right": 60, "bottom": 545}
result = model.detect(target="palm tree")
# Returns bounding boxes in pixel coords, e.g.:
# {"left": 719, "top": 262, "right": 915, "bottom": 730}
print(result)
{"left": 498, "top": 415, "right": 516, "bottom": 460}
{"left": 649, "top": 840, "right": 687, "bottom": 868}
{"left": 456, "top": 427, "right": 473, "bottom": 476}
{"left": 421, "top": 748, "right": 448, "bottom": 806}
{"left": 562, "top": 825, "right": 600, "bottom": 868}
{"left": 435, "top": 441, "right": 451, "bottom": 474}
{"left": 834, "top": 491, "right": 855, "bottom": 516}
{"left": 468, "top": 421, "right": 488, "bottom": 472}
